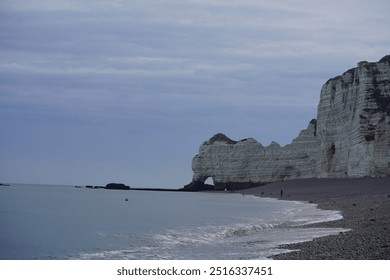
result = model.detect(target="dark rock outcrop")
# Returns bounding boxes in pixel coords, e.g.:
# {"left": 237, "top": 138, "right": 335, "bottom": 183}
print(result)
{"left": 105, "top": 183, "right": 130, "bottom": 190}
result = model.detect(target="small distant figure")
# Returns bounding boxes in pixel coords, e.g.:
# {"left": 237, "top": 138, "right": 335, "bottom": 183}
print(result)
{"left": 125, "top": 198, "right": 128, "bottom": 202}
{"left": 280, "top": 189, "right": 283, "bottom": 197}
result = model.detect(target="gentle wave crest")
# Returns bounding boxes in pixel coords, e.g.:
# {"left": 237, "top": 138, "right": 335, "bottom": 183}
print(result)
{"left": 77, "top": 199, "right": 346, "bottom": 260}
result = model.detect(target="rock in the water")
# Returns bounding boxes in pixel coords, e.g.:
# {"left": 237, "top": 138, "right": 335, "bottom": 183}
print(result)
{"left": 185, "top": 55, "right": 390, "bottom": 191}
{"left": 105, "top": 183, "right": 130, "bottom": 190}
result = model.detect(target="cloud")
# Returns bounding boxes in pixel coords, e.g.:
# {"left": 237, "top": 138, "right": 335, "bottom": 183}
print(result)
{"left": 1, "top": 0, "right": 390, "bottom": 186}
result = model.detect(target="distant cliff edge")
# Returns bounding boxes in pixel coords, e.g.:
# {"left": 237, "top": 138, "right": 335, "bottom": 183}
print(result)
{"left": 184, "top": 55, "right": 390, "bottom": 191}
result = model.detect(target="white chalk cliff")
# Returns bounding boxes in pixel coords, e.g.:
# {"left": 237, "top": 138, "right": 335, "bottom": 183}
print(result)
{"left": 185, "top": 55, "right": 390, "bottom": 190}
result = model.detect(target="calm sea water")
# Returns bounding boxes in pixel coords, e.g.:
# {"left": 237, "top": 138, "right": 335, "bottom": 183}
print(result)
{"left": 0, "top": 184, "right": 345, "bottom": 260}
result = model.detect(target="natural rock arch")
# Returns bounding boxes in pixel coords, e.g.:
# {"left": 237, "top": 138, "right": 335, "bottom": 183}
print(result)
{"left": 183, "top": 55, "right": 390, "bottom": 191}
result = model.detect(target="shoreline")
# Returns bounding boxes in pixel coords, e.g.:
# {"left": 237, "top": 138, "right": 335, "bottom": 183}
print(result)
{"left": 239, "top": 177, "right": 390, "bottom": 260}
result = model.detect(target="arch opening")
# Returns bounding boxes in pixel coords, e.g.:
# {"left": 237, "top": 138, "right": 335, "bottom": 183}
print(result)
{"left": 204, "top": 177, "right": 215, "bottom": 186}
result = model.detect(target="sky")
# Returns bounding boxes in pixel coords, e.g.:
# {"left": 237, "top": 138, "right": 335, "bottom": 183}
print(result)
{"left": 1, "top": 0, "right": 389, "bottom": 188}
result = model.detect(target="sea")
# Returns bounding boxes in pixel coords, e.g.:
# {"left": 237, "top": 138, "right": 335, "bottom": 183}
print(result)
{"left": 0, "top": 184, "right": 346, "bottom": 260}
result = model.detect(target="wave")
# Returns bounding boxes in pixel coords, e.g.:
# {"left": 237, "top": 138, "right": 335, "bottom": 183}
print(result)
{"left": 76, "top": 197, "right": 346, "bottom": 260}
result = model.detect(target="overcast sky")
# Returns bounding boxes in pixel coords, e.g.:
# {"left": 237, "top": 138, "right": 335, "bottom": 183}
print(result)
{"left": 1, "top": 0, "right": 389, "bottom": 187}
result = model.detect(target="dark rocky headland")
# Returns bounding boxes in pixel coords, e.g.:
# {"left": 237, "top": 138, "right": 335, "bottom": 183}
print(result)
{"left": 83, "top": 183, "right": 130, "bottom": 190}
{"left": 81, "top": 183, "right": 181, "bottom": 192}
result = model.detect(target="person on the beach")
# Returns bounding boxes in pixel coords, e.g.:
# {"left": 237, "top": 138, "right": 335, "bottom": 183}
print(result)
{"left": 280, "top": 189, "right": 283, "bottom": 197}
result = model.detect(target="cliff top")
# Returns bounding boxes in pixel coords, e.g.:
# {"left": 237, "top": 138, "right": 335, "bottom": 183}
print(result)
{"left": 325, "top": 55, "right": 389, "bottom": 85}
{"left": 205, "top": 133, "right": 260, "bottom": 145}
{"left": 379, "top": 55, "right": 390, "bottom": 64}
{"left": 205, "top": 133, "right": 237, "bottom": 144}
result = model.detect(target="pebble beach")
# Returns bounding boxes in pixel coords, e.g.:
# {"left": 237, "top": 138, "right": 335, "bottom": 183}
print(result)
{"left": 240, "top": 178, "right": 390, "bottom": 259}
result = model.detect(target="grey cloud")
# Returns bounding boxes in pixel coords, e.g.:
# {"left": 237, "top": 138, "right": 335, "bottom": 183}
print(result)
{"left": 1, "top": 0, "right": 390, "bottom": 186}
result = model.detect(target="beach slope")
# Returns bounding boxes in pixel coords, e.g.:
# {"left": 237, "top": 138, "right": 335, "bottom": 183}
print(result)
{"left": 240, "top": 178, "right": 390, "bottom": 259}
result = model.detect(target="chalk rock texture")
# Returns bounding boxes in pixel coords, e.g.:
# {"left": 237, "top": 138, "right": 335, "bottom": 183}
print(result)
{"left": 185, "top": 55, "right": 390, "bottom": 190}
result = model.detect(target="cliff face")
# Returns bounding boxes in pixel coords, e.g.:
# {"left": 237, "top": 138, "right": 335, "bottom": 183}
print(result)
{"left": 185, "top": 55, "right": 390, "bottom": 190}
{"left": 316, "top": 56, "right": 390, "bottom": 178}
